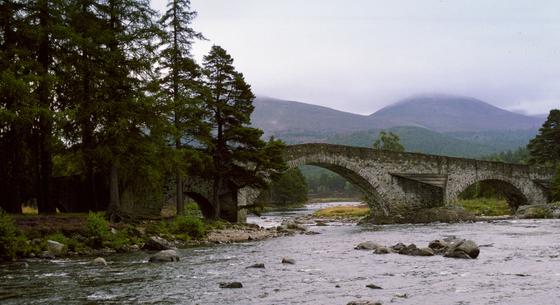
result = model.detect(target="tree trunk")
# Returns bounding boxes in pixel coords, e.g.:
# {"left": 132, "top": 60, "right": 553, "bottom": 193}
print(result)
{"left": 107, "top": 161, "right": 120, "bottom": 221}
{"left": 176, "top": 173, "right": 183, "bottom": 215}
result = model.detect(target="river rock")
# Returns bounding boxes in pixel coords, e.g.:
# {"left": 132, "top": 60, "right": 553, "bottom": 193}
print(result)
{"left": 444, "top": 239, "right": 479, "bottom": 259}
{"left": 374, "top": 246, "right": 391, "bottom": 254}
{"left": 366, "top": 283, "right": 383, "bottom": 289}
{"left": 142, "top": 236, "right": 174, "bottom": 251}
{"left": 428, "top": 239, "right": 449, "bottom": 254}
{"left": 92, "top": 257, "right": 107, "bottom": 266}
{"left": 390, "top": 242, "right": 407, "bottom": 252}
{"left": 355, "top": 241, "right": 383, "bottom": 251}
{"left": 219, "top": 282, "right": 243, "bottom": 288}
{"left": 281, "top": 257, "right": 295, "bottom": 264}
{"left": 247, "top": 263, "right": 265, "bottom": 269}
{"left": 46, "top": 240, "right": 66, "bottom": 256}
{"left": 347, "top": 301, "right": 382, "bottom": 305}
{"left": 149, "top": 249, "right": 180, "bottom": 263}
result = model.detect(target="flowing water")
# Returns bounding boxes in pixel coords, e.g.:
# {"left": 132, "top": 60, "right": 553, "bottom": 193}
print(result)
{"left": 2, "top": 202, "right": 560, "bottom": 305}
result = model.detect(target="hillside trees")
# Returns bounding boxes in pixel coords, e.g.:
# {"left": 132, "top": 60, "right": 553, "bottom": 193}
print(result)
{"left": 201, "top": 45, "right": 286, "bottom": 218}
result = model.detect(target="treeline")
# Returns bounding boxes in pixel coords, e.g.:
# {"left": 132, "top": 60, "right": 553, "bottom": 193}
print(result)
{"left": 0, "top": 0, "right": 284, "bottom": 217}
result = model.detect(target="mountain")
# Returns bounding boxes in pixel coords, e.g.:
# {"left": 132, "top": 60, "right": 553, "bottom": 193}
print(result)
{"left": 252, "top": 97, "right": 372, "bottom": 136}
{"left": 250, "top": 94, "right": 544, "bottom": 158}
{"left": 368, "top": 94, "right": 543, "bottom": 132}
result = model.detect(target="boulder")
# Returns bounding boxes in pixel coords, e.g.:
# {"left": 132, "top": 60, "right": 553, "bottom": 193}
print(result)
{"left": 46, "top": 240, "right": 66, "bottom": 256}
{"left": 373, "top": 246, "right": 391, "bottom": 254}
{"left": 219, "top": 282, "right": 243, "bottom": 288}
{"left": 444, "top": 239, "right": 479, "bottom": 259}
{"left": 390, "top": 243, "right": 407, "bottom": 253}
{"left": 92, "top": 257, "right": 107, "bottom": 266}
{"left": 149, "top": 249, "right": 180, "bottom": 263}
{"left": 281, "top": 257, "right": 295, "bottom": 264}
{"left": 355, "top": 241, "right": 383, "bottom": 251}
{"left": 142, "top": 236, "right": 174, "bottom": 251}
{"left": 392, "top": 243, "right": 434, "bottom": 256}
{"left": 428, "top": 239, "right": 449, "bottom": 254}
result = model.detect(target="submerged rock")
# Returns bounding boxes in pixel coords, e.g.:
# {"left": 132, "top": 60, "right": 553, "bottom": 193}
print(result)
{"left": 355, "top": 241, "right": 383, "bottom": 251}
{"left": 281, "top": 257, "right": 295, "bottom": 264}
{"left": 247, "top": 263, "right": 265, "bottom": 269}
{"left": 149, "top": 249, "right": 180, "bottom": 263}
{"left": 143, "top": 236, "right": 174, "bottom": 251}
{"left": 347, "top": 301, "right": 382, "bottom": 305}
{"left": 428, "top": 239, "right": 449, "bottom": 254}
{"left": 366, "top": 283, "right": 383, "bottom": 289}
{"left": 219, "top": 282, "right": 243, "bottom": 288}
{"left": 92, "top": 257, "right": 107, "bottom": 266}
{"left": 444, "top": 239, "right": 479, "bottom": 259}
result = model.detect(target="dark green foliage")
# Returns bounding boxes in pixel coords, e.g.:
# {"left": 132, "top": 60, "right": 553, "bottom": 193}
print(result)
{"left": 528, "top": 109, "right": 560, "bottom": 168}
{"left": 0, "top": 209, "right": 18, "bottom": 260}
{"left": 301, "top": 165, "right": 361, "bottom": 198}
{"left": 373, "top": 131, "right": 405, "bottom": 152}
{"left": 200, "top": 45, "right": 287, "bottom": 218}
{"left": 85, "top": 212, "right": 110, "bottom": 248}
{"left": 482, "top": 147, "right": 530, "bottom": 164}
{"left": 260, "top": 168, "right": 308, "bottom": 207}
{"left": 170, "top": 215, "right": 206, "bottom": 239}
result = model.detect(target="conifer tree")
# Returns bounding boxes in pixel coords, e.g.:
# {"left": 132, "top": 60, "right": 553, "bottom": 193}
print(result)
{"left": 201, "top": 45, "right": 286, "bottom": 218}
{"left": 158, "top": 0, "right": 205, "bottom": 215}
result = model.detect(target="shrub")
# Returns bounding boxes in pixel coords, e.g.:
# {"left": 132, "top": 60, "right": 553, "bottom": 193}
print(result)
{"left": 0, "top": 210, "right": 19, "bottom": 260}
{"left": 170, "top": 216, "right": 206, "bottom": 239}
{"left": 85, "top": 212, "right": 110, "bottom": 248}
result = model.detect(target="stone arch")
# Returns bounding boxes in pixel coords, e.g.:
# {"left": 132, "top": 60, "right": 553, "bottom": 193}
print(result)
{"left": 286, "top": 155, "right": 390, "bottom": 215}
{"left": 184, "top": 192, "right": 214, "bottom": 218}
{"left": 453, "top": 177, "right": 529, "bottom": 210}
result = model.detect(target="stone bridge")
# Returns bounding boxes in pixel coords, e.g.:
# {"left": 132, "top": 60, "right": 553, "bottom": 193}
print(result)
{"left": 186, "top": 143, "right": 554, "bottom": 223}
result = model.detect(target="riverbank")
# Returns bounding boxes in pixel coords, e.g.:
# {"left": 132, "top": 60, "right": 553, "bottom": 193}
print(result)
{"left": 0, "top": 211, "right": 310, "bottom": 262}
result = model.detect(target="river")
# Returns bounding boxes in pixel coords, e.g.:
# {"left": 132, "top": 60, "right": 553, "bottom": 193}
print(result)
{"left": 2, "top": 202, "right": 560, "bottom": 305}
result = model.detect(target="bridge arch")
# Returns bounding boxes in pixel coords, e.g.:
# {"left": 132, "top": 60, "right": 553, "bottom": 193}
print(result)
{"left": 285, "top": 152, "right": 390, "bottom": 215}
{"left": 450, "top": 175, "right": 530, "bottom": 210}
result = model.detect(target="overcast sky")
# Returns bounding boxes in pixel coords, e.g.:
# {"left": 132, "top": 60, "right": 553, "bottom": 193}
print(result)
{"left": 152, "top": 0, "right": 560, "bottom": 115}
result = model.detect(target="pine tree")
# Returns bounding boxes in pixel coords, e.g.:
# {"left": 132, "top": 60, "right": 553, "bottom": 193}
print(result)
{"left": 158, "top": 0, "right": 205, "bottom": 215}
{"left": 95, "top": 0, "right": 161, "bottom": 220}
{"left": 201, "top": 45, "right": 286, "bottom": 218}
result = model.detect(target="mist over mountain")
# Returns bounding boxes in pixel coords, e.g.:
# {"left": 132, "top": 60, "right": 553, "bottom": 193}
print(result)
{"left": 251, "top": 94, "right": 544, "bottom": 157}
{"left": 368, "top": 94, "right": 544, "bottom": 132}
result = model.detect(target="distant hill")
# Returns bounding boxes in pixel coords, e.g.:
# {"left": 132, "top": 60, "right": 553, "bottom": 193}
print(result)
{"left": 251, "top": 94, "right": 543, "bottom": 158}
{"left": 368, "top": 94, "right": 543, "bottom": 132}
{"left": 252, "top": 97, "right": 372, "bottom": 136}
{"left": 326, "top": 127, "right": 498, "bottom": 158}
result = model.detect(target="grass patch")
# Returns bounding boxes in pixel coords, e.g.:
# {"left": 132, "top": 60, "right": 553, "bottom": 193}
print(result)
{"left": 313, "top": 205, "right": 370, "bottom": 218}
{"left": 457, "top": 198, "right": 511, "bottom": 216}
